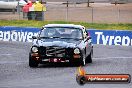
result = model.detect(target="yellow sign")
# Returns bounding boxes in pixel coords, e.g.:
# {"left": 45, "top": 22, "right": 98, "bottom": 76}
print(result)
{"left": 33, "top": 2, "right": 46, "bottom": 11}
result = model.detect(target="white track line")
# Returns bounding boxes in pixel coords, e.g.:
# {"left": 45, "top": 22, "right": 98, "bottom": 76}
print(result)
{"left": 0, "top": 54, "right": 12, "bottom": 56}
{"left": 0, "top": 61, "right": 27, "bottom": 64}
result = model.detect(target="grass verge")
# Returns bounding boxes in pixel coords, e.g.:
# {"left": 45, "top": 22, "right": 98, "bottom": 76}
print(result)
{"left": 0, "top": 20, "right": 132, "bottom": 30}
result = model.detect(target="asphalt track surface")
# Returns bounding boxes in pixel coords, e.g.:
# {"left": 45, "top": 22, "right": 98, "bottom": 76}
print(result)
{"left": 0, "top": 41, "right": 132, "bottom": 88}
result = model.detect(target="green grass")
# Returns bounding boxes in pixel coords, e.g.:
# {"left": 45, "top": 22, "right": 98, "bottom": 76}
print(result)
{"left": 0, "top": 20, "right": 132, "bottom": 30}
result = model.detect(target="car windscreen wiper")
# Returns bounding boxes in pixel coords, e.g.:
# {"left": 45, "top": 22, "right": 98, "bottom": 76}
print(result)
{"left": 39, "top": 36, "right": 82, "bottom": 40}
{"left": 59, "top": 37, "right": 82, "bottom": 40}
{"left": 39, "top": 37, "right": 52, "bottom": 39}
{"left": 39, "top": 36, "right": 62, "bottom": 39}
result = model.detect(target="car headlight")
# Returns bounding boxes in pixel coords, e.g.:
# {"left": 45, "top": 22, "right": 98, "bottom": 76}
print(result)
{"left": 74, "top": 48, "right": 80, "bottom": 54}
{"left": 32, "top": 47, "right": 38, "bottom": 53}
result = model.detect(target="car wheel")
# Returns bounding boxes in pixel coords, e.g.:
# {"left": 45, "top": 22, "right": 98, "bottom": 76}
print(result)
{"left": 86, "top": 49, "right": 93, "bottom": 63}
{"left": 29, "top": 53, "right": 38, "bottom": 67}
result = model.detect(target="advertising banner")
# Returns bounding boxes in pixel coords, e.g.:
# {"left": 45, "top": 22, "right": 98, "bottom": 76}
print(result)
{"left": 88, "top": 29, "right": 132, "bottom": 46}
{"left": 0, "top": 26, "right": 131, "bottom": 46}
{"left": 0, "top": 26, "right": 39, "bottom": 42}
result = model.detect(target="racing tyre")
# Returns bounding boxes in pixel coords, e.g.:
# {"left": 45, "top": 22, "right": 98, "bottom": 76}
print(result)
{"left": 86, "top": 49, "right": 93, "bottom": 63}
{"left": 29, "top": 54, "right": 38, "bottom": 67}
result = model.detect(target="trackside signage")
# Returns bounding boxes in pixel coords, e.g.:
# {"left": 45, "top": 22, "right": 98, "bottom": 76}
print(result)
{"left": 0, "top": 26, "right": 39, "bottom": 42}
{"left": 0, "top": 26, "right": 131, "bottom": 46}
{"left": 88, "top": 30, "right": 132, "bottom": 46}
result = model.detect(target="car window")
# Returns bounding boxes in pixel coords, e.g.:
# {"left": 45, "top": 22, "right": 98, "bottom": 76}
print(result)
{"left": 40, "top": 27, "right": 83, "bottom": 39}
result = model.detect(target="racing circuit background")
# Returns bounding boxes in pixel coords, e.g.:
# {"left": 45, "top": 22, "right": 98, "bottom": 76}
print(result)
{"left": 0, "top": 0, "right": 132, "bottom": 23}
{"left": 0, "top": 0, "right": 132, "bottom": 88}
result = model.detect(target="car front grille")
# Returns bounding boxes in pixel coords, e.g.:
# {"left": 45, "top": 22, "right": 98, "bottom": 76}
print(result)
{"left": 46, "top": 46, "right": 65, "bottom": 57}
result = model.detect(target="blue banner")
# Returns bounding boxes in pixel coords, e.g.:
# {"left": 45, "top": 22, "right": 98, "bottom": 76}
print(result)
{"left": 0, "top": 26, "right": 131, "bottom": 46}
{"left": 0, "top": 26, "right": 40, "bottom": 42}
{"left": 87, "top": 29, "right": 132, "bottom": 46}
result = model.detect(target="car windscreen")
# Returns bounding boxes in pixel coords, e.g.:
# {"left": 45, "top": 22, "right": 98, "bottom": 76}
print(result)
{"left": 40, "top": 27, "right": 83, "bottom": 39}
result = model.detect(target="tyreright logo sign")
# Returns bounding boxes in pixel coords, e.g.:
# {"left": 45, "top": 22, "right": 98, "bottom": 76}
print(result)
{"left": 88, "top": 30, "right": 132, "bottom": 46}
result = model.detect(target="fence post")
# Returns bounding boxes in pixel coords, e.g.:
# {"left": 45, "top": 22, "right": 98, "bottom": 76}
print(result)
{"left": 42, "top": 11, "right": 44, "bottom": 21}
{"left": 66, "top": 1, "right": 69, "bottom": 21}
{"left": 92, "top": 7, "right": 94, "bottom": 23}
{"left": 17, "top": 2, "right": 20, "bottom": 20}
{"left": 117, "top": 7, "right": 120, "bottom": 24}
{"left": 87, "top": 0, "right": 90, "bottom": 7}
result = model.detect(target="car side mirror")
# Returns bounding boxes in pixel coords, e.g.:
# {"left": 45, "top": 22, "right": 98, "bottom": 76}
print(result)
{"left": 86, "top": 31, "right": 91, "bottom": 40}
{"left": 85, "top": 36, "right": 91, "bottom": 42}
{"left": 84, "top": 36, "right": 91, "bottom": 42}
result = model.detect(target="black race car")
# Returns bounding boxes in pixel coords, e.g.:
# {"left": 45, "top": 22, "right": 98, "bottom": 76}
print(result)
{"left": 29, "top": 24, "right": 93, "bottom": 67}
